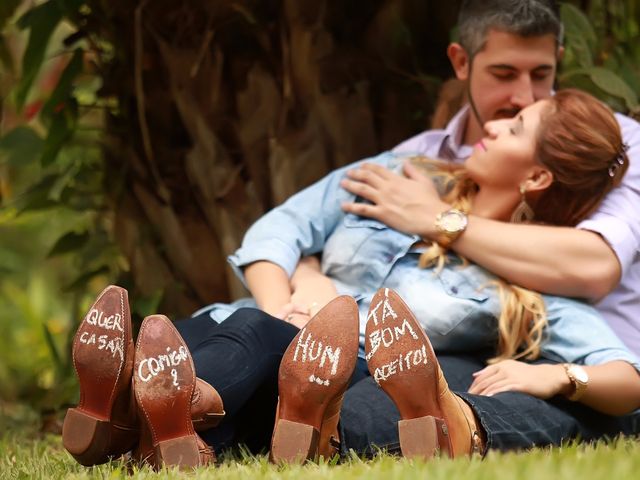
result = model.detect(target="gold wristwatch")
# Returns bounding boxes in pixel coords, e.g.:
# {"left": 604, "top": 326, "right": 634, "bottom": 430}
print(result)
{"left": 434, "top": 208, "right": 468, "bottom": 248}
{"left": 563, "top": 363, "right": 589, "bottom": 401}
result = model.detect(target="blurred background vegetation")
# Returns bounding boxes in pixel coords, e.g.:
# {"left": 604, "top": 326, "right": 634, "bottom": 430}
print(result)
{"left": 0, "top": 0, "right": 638, "bottom": 429}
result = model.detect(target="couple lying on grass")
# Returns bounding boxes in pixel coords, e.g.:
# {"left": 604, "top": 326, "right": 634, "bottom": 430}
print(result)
{"left": 62, "top": 88, "right": 640, "bottom": 470}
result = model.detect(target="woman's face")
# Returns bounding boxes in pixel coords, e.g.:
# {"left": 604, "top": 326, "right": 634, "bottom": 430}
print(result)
{"left": 466, "top": 99, "right": 551, "bottom": 193}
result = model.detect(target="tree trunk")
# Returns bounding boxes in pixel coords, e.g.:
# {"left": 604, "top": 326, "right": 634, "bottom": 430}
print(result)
{"left": 93, "top": 0, "right": 460, "bottom": 316}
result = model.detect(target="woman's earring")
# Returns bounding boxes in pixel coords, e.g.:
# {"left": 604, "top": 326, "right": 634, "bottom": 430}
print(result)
{"left": 510, "top": 185, "right": 534, "bottom": 223}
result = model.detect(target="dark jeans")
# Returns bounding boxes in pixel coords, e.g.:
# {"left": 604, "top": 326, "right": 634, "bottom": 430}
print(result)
{"left": 174, "top": 308, "right": 299, "bottom": 453}
{"left": 176, "top": 308, "right": 639, "bottom": 456}
{"left": 339, "top": 354, "right": 640, "bottom": 456}
{"left": 175, "top": 308, "right": 370, "bottom": 452}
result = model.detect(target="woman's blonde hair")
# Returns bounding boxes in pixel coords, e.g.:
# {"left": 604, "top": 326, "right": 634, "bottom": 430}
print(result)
{"left": 414, "top": 88, "right": 629, "bottom": 363}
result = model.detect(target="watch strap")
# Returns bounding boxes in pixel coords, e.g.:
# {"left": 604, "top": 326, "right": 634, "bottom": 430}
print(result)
{"left": 563, "top": 363, "right": 588, "bottom": 401}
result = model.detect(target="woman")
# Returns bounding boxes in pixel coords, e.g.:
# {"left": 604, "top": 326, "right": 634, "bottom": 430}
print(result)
{"left": 63, "top": 89, "right": 639, "bottom": 468}
{"left": 223, "top": 88, "right": 639, "bottom": 401}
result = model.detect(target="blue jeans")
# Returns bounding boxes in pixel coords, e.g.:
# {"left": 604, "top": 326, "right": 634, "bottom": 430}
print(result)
{"left": 339, "top": 353, "right": 640, "bottom": 456}
{"left": 175, "top": 308, "right": 299, "bottom": 453}
{"left": 176, "top": 308, "right": 639, "bottom": 455}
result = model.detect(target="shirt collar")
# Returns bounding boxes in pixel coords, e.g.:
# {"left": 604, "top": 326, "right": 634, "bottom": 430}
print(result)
{"left": 439, "top": 105, "right": 474, "bottom": 162}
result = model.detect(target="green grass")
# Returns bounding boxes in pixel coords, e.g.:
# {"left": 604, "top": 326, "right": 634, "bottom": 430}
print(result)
{"left": 1, "top": 415, "right": 639, "bottom": 480}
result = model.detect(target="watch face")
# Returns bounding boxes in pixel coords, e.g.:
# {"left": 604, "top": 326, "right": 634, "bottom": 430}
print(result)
{"left": 571, "top": 366, "right": 589, "bottom": 383}
{"left": 441, "top": 211, "right": 466, "bottom": 233}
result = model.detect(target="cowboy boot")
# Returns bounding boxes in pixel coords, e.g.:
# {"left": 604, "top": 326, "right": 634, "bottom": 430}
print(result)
{"left": 316, "top": 391, "right": 345, "bottom": 459}
{"left": 133, "top": 314, "right": 214, "bottom": 470}
{"left": 62, "top": 285, "right": 138, "bottom": 466}
{"left": 270, "top": 295, "right": 359, "bottom": 464}
{"left": 133, "top": 417, "right": 215, "bottom": 469}
{"left": 192, "top": 378, "right": 225, "bottom": 431}
{"left": 365, "top": 288, "right": 484, "bottom": 459}
{"left": 132, "top": 377, "right": 223, "bottom": 468}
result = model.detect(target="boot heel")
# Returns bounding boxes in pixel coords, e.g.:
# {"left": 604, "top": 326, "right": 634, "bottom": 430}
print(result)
{"left": 62, "top": 408, "right": 112, "bottom": 465}
{"left": 271, "top": 419, "right": 319, "bottom": 464}
{"left": 398, "top": 415, "right": 451, "bottom": 459}
{"left": 156, "top": 436, "right": 200, "bottom": 469}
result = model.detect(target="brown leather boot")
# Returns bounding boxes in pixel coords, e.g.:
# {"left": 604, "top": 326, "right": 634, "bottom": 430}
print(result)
{"left": 270, "top": 296, "right": 359, "bottom": 464}
{"left": 365, "top": 288, "right": 484, "bottom": 459}
{"left": 132, "top": 377, "right": 223, "bottom": 469}
{"left": 133, "top": 314, "right": 214, "bottom": 470}
{"left": 317, "top": 392, "right": 345, "bottom": 459}
{"left": 134, "top": 418, "right": 215, "bottom": 469}
{"left": 63, "top": 286, "right": 227, "bottom": 467}
{"left": 62, "top": 285, "right": 138, "bottom": 466}
{"left": 192, "top": 378, "right": 226, "bottom": 431}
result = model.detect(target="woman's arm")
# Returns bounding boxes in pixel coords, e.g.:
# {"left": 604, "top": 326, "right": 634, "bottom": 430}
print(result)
{"left": 272, "top": 256, "right": 340, "bottom": 328}
{"left": 468, "top": 360, "right": 640, "bottom": 416}
{"left": 244, "top": 261, "right": 292, "bottom": 317}
{"left": 245, "top": 256, "right": 338, "bottom": 322}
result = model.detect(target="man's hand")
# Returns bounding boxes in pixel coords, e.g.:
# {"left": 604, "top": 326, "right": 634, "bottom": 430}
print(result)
{"left": 340, "top": 160, "right": 449, "bottom": 237}
{"left": 468, "top": 360, "right": 569, "bottom": 399}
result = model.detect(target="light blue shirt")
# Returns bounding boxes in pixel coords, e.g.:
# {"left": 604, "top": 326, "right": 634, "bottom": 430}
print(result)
{"left": 395, "top": 106, "right": 640, "bottom": 355}
{"left": 199, "top": 151, "right": 640, "bottom": 371}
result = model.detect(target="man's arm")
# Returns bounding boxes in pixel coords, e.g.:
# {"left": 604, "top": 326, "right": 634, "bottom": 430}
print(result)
{"left": 442, "top": 218, "right": 620, "bottom": 301}
{"left": 340, "top": 161, "right": 620, "bottom": 301}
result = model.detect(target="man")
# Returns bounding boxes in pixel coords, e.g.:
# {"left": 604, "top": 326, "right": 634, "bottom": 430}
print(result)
{"left": 338, "top": 0, "right": 640, "bottom": 455}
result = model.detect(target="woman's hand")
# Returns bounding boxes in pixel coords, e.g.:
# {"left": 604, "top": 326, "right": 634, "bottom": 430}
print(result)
{"left": 275, "top": 256, "right": 341, "bottom": 329}
{"left": 274, "top": 302, "right": 311, "bottom": 329}
{"left": 468, "top": 360, "right": 569, "bottom": 399}
{"left": 290, "top": 256, "right": 338, "bottom": 315}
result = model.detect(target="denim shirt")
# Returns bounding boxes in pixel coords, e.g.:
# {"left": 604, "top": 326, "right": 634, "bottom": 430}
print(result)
{"left": 200, "top": 151, "right": 640, "bottom": 371}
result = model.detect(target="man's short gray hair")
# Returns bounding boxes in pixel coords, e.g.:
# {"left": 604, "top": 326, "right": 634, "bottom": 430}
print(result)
{"left": 458, "top": 0, "right": 563, "bottom": 58}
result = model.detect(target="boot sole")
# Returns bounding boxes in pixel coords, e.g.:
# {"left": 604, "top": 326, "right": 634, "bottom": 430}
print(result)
{"left": 364, "top": 288, "right": 452, "bottom": 459}
{"left": 62, "top": 285, "right": 135, "bottom": 465}
{"left": 134, "top": 315, "right": 201, "bottom": 470}
{"left": 271, "top": 295, "right": 359, "bottom": 464}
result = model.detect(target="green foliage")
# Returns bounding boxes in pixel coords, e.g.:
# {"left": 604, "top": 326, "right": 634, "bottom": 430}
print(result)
{"left": 0, "top": 0, "right": 22, "bottom": 72}
{"left": 0, "top": 0, "right": 128, "bottom": 412}
{"left": 0, "top": 176, "right": 121, "bottom": 410}
{"left": 560, "top": 2, "right": 640, "bottom": 116}
{"left": 561, "top": 67, "right": 638, "bottom": 112}
{"left": 41, "top": 48, "right": 83, "bottom": 120}
{"left": 0, "top": 126, "right": 43, "bottom": 166}
{"left": 15, "top": 1, "right": 64, "bottom": 109}
{"left": 0, "top": 0, "right": 22, "bottom": 25}
{"left": 562, "top": 4, "right": 598, "bottom": 67}
{"left": 47, "top": 231, "right": 90, "bottom": 257}
{"left": 0, "top": 232, "right": 81, "bottom": 410}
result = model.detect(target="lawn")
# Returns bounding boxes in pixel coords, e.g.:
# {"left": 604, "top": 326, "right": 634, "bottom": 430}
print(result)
{"left": 1, "top": 408, "right": 638, "bottom": 480}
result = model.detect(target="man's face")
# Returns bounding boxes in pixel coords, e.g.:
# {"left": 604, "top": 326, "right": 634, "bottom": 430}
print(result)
{"left": 451, "top": 29, "right": 559, "bottom": 143}
{"left": 465, "top": 99, "right": 551, "bottom": 193}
